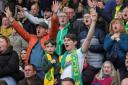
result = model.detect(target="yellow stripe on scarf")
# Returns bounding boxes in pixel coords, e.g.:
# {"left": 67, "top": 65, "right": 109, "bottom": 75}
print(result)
{"left": 44, "top": 54, "right": 54, "bottom": 85}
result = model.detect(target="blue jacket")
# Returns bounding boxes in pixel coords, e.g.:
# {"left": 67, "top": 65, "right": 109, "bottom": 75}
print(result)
{"left": 96, "top": 0, "right": 127, "bottom": 23}
{"left": 104, "top": 34, "right": 128, "bottom": 68}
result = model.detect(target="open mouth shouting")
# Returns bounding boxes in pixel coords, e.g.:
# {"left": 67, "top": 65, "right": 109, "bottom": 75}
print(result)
{"left": 65, "top": 44, "right": 69, "bottom": 49}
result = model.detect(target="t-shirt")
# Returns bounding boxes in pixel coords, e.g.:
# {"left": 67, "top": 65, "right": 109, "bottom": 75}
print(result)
{"left": 30, "top": 39, "right": 44, "bottom": 68}
{"left": 60, "top": 48, "right": 85, "bottom": 79}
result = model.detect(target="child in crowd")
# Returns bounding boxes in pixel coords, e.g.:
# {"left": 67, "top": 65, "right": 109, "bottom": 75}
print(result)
{"left": 42, "top": 39, "right": 60, "bottom": 85}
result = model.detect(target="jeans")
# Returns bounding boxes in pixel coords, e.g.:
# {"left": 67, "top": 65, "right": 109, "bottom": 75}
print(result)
{"left": 0, "top": 76, "right": 16, "bottom": 85}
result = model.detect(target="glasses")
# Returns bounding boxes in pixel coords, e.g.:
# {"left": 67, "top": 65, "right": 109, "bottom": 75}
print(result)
{"left": 58, "top": 15, "right": 67, "bottom": 18}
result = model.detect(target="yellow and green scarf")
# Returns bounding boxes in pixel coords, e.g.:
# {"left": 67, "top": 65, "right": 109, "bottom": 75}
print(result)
{"left": 44, "top": 54, "right": 54, "bottom": 85}
{"left": 125, "top": 22, "right": 128, "bottom": 33}
{"left": 61, "top": 49, "right": 83, "bottom": 85}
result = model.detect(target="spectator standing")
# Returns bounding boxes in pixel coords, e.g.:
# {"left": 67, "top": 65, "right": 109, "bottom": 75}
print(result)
{"left": 43, "top": 40, "right": 60, "bottom": 85}
{"left": 88, "top": 0, "right": 127, "bottom": 23}
{"left": 80, "top": 10, "right": 106, "bottom": 85}
{"left": 56, "top": 11, "right": 71, "bottom": 55}
{"left": 5, "top": 5, "right": 59, "bottom": 79}
{"left": 104, "top": 18, "right": 128, "bottom": 69}
{"left": 0, "top": 15, "right": 13, "bottom": 38}
{"left": 60, "top": 9, "right": 97, "bottom": 85}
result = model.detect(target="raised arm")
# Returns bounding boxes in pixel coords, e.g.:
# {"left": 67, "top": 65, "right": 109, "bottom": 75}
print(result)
{"left": 24, "top": 10, "right": 47, "bottom": 24}
{"left": 81, "top": 9, "right": 97, "bottom": 53}
{"left": 48, "top": 1, "right": 61, "bottom": 41}
{"left": 16, "top": 6, "right": 46, "bottom": 24}
{"left": 4, "top": 7, "right": 30, "bottom": 42}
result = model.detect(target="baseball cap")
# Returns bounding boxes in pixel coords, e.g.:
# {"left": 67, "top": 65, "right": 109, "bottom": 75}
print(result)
{"left": 36, "top": 22, "right": 48, "bottom": 29}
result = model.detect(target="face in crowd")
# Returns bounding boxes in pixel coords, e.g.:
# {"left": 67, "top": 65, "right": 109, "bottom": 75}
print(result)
{"left": 45, "top": 42, "right": 55, "bottom": 54}
{"left": 43, "top": 10, "right": 52, "bottom": 19}
{"left": 16, "top": 11, "right": 25, "bottom": 20}
{"left": 24, "top": 65, "right": 36, "bottom": 78}
{"left": 122, "top": 7, "right": 128, "bottom": 21}
{"left": 64, "top": 35, "right": 77, "bottom": 52}
{"left": 112, "top": 20, "right": 124, "bottom": 33}
{"left": 30, "top": 4, "right": 39, "bottom": 16}
{"left": 36, "top": 26, "right": 48, "bottom": 37}
{"left": 109, "top": 19, "right": 124, "bottom": 33}
{"left": 116, "top": 12, "right": 123, "bottom": 19}
{"left": 1, "top": 17, "right": 9, "bottom": 27}
{"left": 0, "top": 36, "right": 10, "bottom": 54}
{"left": 64, "top": 7, "right": 75, "bottom": 20}
{"left": 20, "top": 49, "right": 27, "bottom": 61}
{"left": 83, "top": 13, "right": 92, "bottom": 27}
{"left": 102, "top": 61, "right": 113, "bottom": 75}
{"left": 58, "top": 12, "right": 69, "bottom": 26}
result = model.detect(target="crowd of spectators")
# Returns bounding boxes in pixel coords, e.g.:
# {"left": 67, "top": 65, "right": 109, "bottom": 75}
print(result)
{"left": 0, "top": 0, "right": 128, "bottom": 85}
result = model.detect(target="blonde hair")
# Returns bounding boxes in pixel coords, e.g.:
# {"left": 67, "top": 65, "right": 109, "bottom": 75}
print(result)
{"left": 109, "top": 18, "right": 125, "bottom": 34}
{"left": 123, "top": 6, "right": 128, "bottom": 11}
{"left": 96, "top": 61, "right": 116, "bottom": 79}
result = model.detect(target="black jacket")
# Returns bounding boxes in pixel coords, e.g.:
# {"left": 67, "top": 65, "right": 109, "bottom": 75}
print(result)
{"left": 0, "top": 46, "right": 19, "bottom": 78}
{"left": 17, "top": 75, "right": 42, "bottom": 85}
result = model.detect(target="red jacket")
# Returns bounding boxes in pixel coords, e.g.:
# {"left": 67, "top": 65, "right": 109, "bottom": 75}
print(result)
{"left": 12, "top": 15, "right": 59, "bottom": 64}
{"left": 92, "top": 77, "right": 113, "bottom": 85}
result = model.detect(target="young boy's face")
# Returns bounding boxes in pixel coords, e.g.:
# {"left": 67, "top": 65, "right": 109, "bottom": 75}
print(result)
{"left": 64, "top": 37, "right": 76, "bottom": 52}
{"left": 45, "top": 43, "right": 55, "bottom": 54}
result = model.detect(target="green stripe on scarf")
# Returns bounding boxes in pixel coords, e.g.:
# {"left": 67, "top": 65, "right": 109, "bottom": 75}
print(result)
{"left": 61, "top": 49, "right": 83, "bottom": 85}
{"left": 125, "top": 22, "right": 128, "bottom": 33}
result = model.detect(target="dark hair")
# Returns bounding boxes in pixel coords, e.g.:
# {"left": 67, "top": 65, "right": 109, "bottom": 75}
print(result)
{"left": 0, "top": 35, "right": 10, "bottom": 47}
{"left": 64, "top": 34, "right": 77, "bottom": 41}
{"left": 0, "top": 80, "right": 7, "bottom": 85}
{"left": 25, "top": 64, "right": 37, "bottom": 72}
{"left": 61, "top": 77, "right": 75, "bottom": 85}
{"left": 44, "top": 39, "right": 56, "bottom": 46}
{"left": 21, "top": 48, "right": 27, "bottom": 52}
